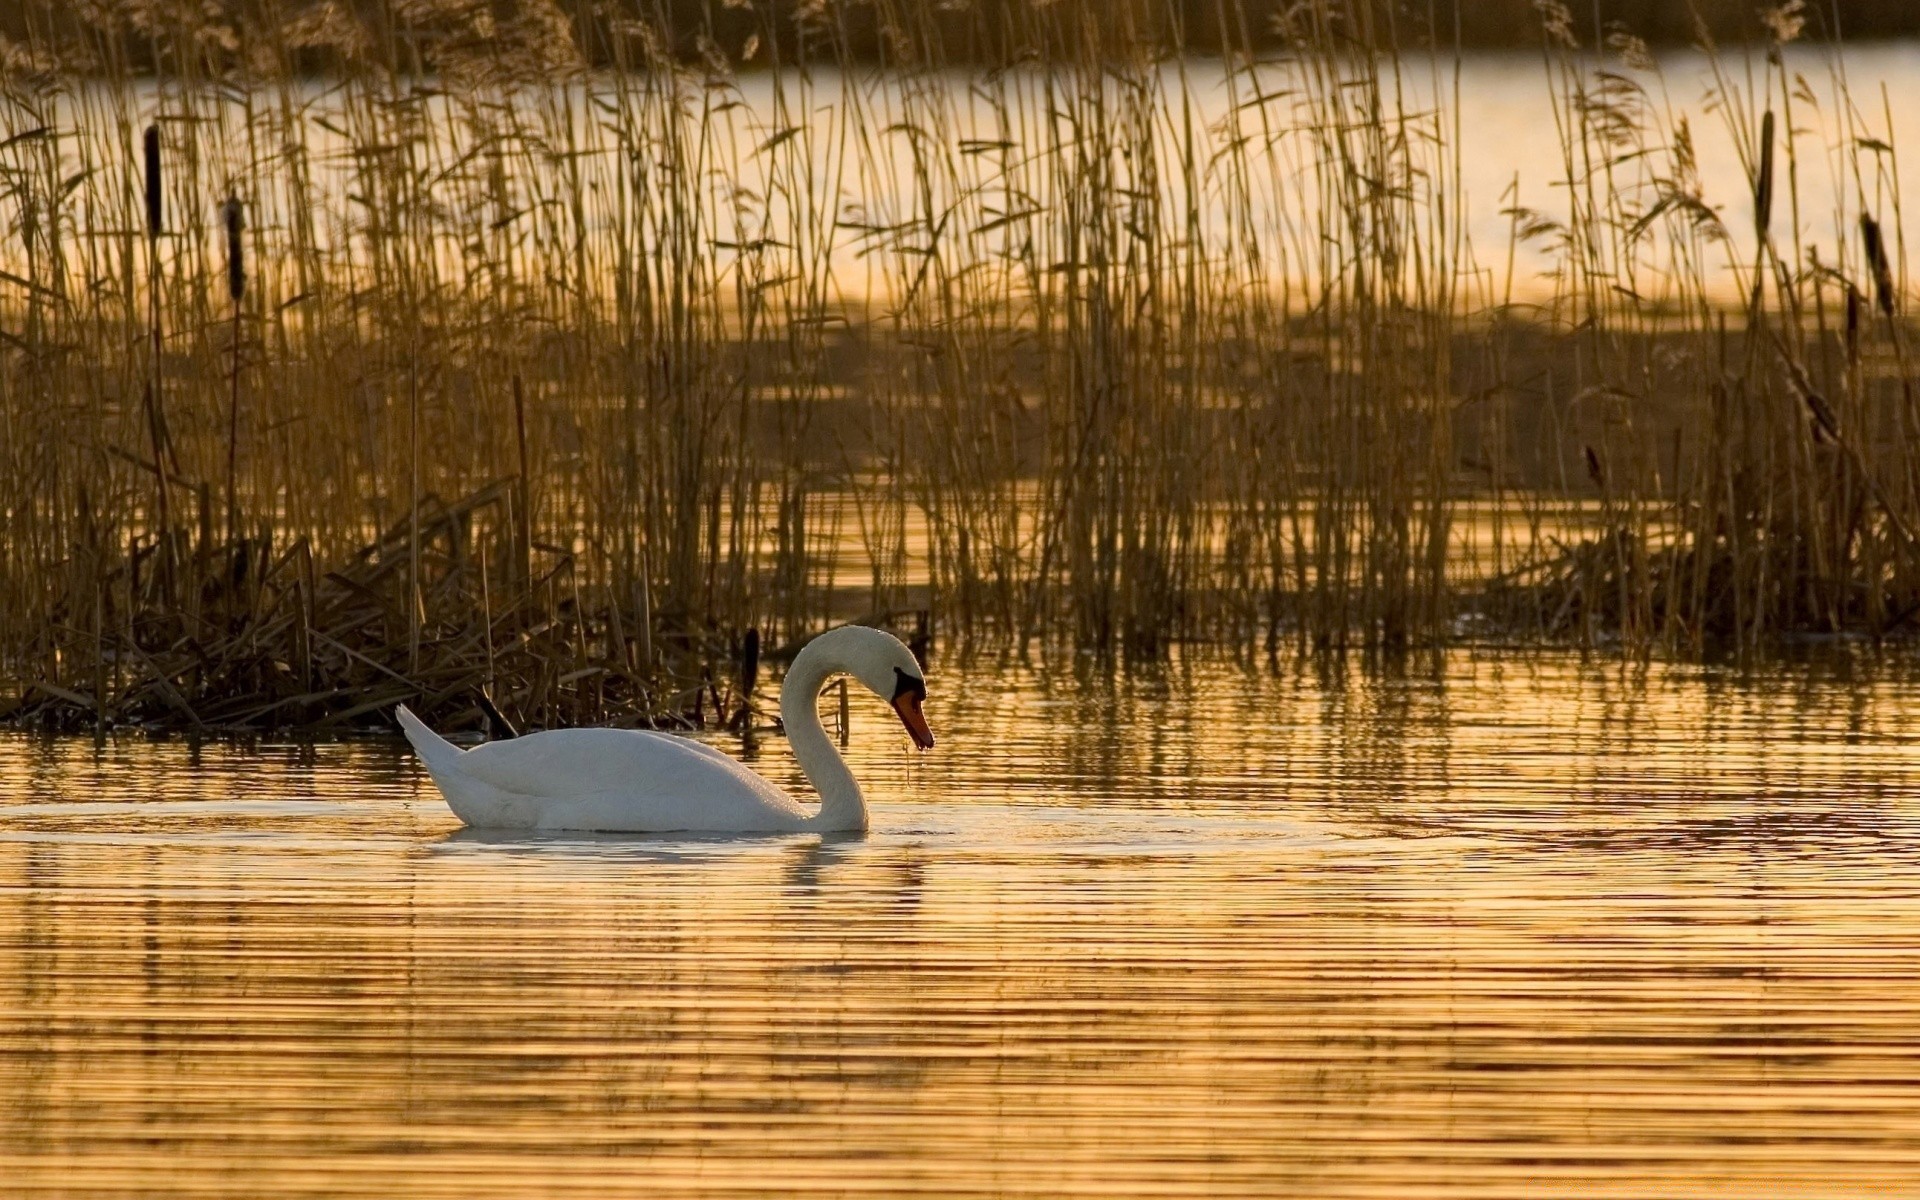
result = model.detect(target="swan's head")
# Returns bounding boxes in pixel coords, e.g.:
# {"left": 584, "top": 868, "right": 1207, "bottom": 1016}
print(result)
{"left": 807, "top": 624, "right": 935, "bottom": 750}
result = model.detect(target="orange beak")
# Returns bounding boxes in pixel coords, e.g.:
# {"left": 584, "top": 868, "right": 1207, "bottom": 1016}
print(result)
{"left": 892, "top": 690, "right": 935, "bottom": 749}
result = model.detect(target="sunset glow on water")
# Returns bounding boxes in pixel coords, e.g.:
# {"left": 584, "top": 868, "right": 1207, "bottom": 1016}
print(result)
{"left": 5, "top": 650, "right": 1920, "bottom": 1196}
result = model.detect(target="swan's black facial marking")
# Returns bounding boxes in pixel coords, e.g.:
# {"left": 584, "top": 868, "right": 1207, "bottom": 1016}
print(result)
{"left": 890, "top": 667, "right": 935, "bottom": 749}
{"left": 892, "top": 667, "right": 926, "bottom": 703}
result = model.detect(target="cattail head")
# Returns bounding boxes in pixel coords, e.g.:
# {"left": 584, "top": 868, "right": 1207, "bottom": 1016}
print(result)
{"left": 739, "top": 626, "right": 760, "bottom": 699}
{"left": 223, "top": 197, "right": 245, "bottom": 302}
{"left": 1862, "top": 213, "right": 1896, "bottom": 317}
{"left": 1806, "top": 391, "right": 1840, "bottom": 444}
{"left": 143, "top": 124, "right": 162, "bottom": 238}
{"left": 1846, "top": 282, "right": 1862, "bottom": 363}
{"left": 1754, "top": 110, "right": 1775, "bottom": 242}
{"left": 1780, "top": 348, "right": 1842, "bottom": 443}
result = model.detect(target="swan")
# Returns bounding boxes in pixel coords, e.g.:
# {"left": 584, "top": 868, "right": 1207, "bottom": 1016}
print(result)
{"left": 395, "top": 625, "right": 933, "bottom": 834}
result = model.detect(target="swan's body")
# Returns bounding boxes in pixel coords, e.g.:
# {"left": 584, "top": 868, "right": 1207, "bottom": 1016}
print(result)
{"left": 397, "top": 625, "right": 933, "bottom": 834}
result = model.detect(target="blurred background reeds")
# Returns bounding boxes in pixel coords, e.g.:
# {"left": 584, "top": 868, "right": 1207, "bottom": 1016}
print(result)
{"left": 1, "top": 0, "right": 1916, "bottom": 732}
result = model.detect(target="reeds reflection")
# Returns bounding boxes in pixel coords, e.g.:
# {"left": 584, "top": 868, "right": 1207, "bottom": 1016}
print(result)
{"left": 5, "top": 649, "right": 1920, "bottom": 1195}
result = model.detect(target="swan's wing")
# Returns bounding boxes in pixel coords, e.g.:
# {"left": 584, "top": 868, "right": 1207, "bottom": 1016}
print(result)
{"left": 451, "top": 727, "right": 791, "bottom": 806}
{"left": 649, "top": 733, "right": 755, "bottom": 771}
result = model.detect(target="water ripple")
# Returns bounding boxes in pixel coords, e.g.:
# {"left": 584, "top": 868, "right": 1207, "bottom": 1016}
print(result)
{"left": 6, "top": 651, "right": 1920, "bottom": 1196}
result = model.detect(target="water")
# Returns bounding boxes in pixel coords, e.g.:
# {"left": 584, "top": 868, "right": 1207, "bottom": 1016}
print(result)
{"left": 6, "top": 650, "right": 1920, "bottom": 1197}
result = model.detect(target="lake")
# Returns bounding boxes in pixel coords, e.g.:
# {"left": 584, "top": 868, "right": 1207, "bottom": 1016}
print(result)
{"left": 6, "top": 648, "right": 1920, "bottom": 1196}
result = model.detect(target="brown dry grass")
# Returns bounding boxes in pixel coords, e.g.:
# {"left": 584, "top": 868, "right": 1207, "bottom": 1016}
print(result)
{"left": 1, "top": 0, "right": 1916, "bottom": 733}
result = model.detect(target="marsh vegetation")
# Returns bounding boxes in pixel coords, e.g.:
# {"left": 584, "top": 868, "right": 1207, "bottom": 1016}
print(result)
{"left": 0, "top": 0, "right": 1915, "bottom": 731}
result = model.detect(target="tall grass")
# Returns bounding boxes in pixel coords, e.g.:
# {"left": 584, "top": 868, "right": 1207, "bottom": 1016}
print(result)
{"left": 0, "top": 0, "right": 1915, "bottom": 731}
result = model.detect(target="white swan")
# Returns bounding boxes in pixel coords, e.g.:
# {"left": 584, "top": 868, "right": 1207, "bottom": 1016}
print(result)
{"left": 396, "top": 625, "right": 933, "bottom": 834}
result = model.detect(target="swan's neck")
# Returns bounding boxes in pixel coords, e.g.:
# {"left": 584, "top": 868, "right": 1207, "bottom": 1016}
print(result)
{"left": 780, "top": 648, "right": 867, "bottom": 832}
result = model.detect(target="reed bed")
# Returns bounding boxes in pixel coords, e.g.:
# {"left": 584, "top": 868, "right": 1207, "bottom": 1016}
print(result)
{"left": 0, "top": 0, "right": 1916, "bottom": 733}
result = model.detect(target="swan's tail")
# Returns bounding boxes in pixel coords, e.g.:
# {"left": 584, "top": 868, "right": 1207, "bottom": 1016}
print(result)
{"left": 396, "top": 704, "right": 465, "bottom": 782}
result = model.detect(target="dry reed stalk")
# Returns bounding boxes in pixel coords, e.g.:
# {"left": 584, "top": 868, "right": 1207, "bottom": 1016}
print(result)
{"left": 140, "top": 123, "right": 170, "bottom": 594}
{"left": 223, "top": 196, "right": 243, "bottom": 548}
{"left": 2, "top": 2, "right": 1920, "bottom": 733}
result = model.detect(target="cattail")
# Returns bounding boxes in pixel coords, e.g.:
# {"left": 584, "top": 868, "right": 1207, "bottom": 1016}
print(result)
{"left": 728, "top": 627, "right": 761, "bottom": 733}
{"left": 1862, "top": 213, "right": 1896, "bottom": 316}
{"left": 738, "top": 627, "right": 760, "bottom": 701}
{"left": 143, "top": 124, "right": 162, "bottom": 238}
{"left": 1801, "top": 385, "right": 1841, "bottom": 444}
{"left": 1807, "top": 395, "right": 1839, "bottom": 445}
{"left": 222, "top": 197, "right": 245, "bottom": 302}
{"left": 1780, "top": 351, "right": 1841, "bottom": 443}
{"left": 1846, "top": 282, "right": 1862, "bottom": 364}
{"left": 224, "top": 197, "right": 246, "bottom": 547}
{"left": 1754, "top": 110, "right": 1775, "bottom": 242}
{"left": 1583, "top": 444, "right": 1605, "bottom": 488}
{"left": 141, "top": 122, "right": 170, "bottom": 555}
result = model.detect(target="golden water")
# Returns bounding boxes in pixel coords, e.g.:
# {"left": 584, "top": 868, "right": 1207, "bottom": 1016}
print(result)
{"left": 5, "top": 651, "right": 1920, "bottom": 1197}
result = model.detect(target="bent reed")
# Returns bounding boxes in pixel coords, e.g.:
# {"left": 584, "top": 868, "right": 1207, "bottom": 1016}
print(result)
{"left": 0, "top": 0, "right": 1915, "bottom": 733}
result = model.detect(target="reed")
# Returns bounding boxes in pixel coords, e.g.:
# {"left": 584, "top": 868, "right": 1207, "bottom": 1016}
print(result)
{"left": 1, "top": 0, "right": 1917, "bottom": 732}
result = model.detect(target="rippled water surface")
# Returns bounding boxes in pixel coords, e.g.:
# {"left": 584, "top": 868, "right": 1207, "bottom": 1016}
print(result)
{"left": 7, "top": 650, "right": 1920, "bottom": 1197}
